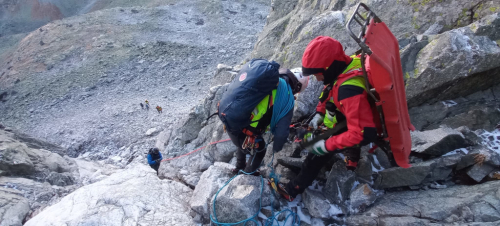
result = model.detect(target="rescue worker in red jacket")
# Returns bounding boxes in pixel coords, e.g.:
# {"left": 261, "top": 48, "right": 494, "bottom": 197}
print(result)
{"left": 278, "top": 36, "right": 377, "bottom": 201}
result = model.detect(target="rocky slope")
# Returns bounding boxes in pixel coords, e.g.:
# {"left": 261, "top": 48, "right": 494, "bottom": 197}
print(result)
{"left": 0, "top": 125, "right": 119, "bottom": 225}
{"left": 0, "top": 0, "right": 270, "bottom": 160}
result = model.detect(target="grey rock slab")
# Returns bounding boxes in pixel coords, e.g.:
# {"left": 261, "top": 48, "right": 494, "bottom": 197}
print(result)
{"left": 189, "top": 162, "right": 234, "bottom": 222}
{"left": 423, "top": 158, "right": 453, "bottom": 183}
{"left": 378, "top": 216, "right": 430, "bottom": 226}
{"left": 354, "top": 156, "right": 372, "bottom": 184}
{"left": 345, "top": 215, "right": 378, "bottom": 226}
{"left": 456, "top": 152, "right": 479, "bottom": 171}
{"left": 471, "top": 202, "right": 500, "bottom": 222}
{"left": 210, "top": 174, "right": 272, "bottom": 224}
{"left": 374, "top": 161, "right": 434, "bottom": 189}
{"left": 0, "top": 129, "right": 77, "bottom": 185}
{"left": 469, "top": 13, "right": 500, "bottom": 42}
{"left": 349, "top": 184, "right": 383, "bottom": 214}
{"left": 440, "top": 108, "right": 500, "bottom": 132}
{"left": 400, "top": 39, "right": 429, "bottom": 80}
{"left": 323, "top": 160, "right": 356, "bottom": 205}
{"left": 411, "top": 126, "right": 468, "bottom": 156}
{"left": 292, "top": 77, "right": 324, "bottom": 121}
{"left": 302, "top": 189, "right": 343, "bottom": 219}
{"left": 467, "top": 163, "right": 496, "bottom": 182}
{"left": 24, "top": 164, "right": 195, "bottom": 226}
{"left": 364, "top": 181, "right": 500, "bottom": 222}
{"left": 0, "top": 187, "right": 30, "bottom": 226}
{"left": 45, "top": 172, "right": 75, "bottom": 186}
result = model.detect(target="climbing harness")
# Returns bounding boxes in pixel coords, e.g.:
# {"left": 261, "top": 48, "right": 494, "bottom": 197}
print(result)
{"left": 210, "top": 134, "right": 301, "bottom": 226}
{"left": 160, "top": 139, "right": 231, "bottom": 162}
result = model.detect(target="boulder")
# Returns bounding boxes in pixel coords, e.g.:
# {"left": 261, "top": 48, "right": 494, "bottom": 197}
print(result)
{"left": 0, "top": 129, "right": 77, "bottom": 185}
{"left": 45, "top": 172, "right": 75, "bottom": 186}
{"left": 350, "top": 181, "right": 500, "bottom": 224}
{"left": 0, "top": 177, "right": 58, "bottom": 205}
{"left": 411, "top": 127, "right": 468, "bottom": 156}
{"left": 292, "top": 77, "right": 324, "bottom": 121}
{"left": 189, "top": 162, "right": 234, "bottom": 222}
{"left": 456, "top": 147, "right": 500, "bottom": 182}
{"left": 469, "top": 13, "right": 500, "bottom": 42}
{"left": 145, "top": 127, "right": 160, "bottom": 136}
{"left": 210, "top": 175, "right": 272, "bottom": 224}
{"left": 349, "top": 184, "right": 383, "bottom": 214}
{"left": 440, "top": 108, "right": 500, "bottom": 132}
{"left": 407, "top": 26, "right": 500, "bottom": 107}
{"left": 354, "top": 154, "right": 373, "bottom": 184}
{"left": 467, "top": 163, "right": 496, "bottom": 183}
{"left": 11, "top": 131, "right": 66, "bottom": 156}
{"left": 274, "top": 164, "right": 297, "bottom": 184}
{"left": 409, "top": 83, "right": 500, "bottom": 132}
{"left": 471, "top": 202, "right": 500, "bottom": 222}
{"left": 302, "top": 189, "right": 343, "bottom": 219}
{"left": 206, "top": 130, "right": 236, "bottom": 163}
{"left": 0, "top": 144, "right": 35, "bottom": 175}
{"left": 24, "top": 164, "right": 195, "bottom": 226}
{"left": 400, "top": 38, "right": 429, "bottom": 80}
{"left": 0, "top": 187, "right": 30, "bottom": 226}
{"left": 323, "top": 160, "right": 356, "bottom": 205}
{"left": 374, "top": 161, "right": 435, "bottom": 189}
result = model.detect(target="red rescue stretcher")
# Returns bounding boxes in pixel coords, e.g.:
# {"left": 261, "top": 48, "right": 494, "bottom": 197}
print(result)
{"left": 347, "top": 3, "right": 415, "bottom": 168}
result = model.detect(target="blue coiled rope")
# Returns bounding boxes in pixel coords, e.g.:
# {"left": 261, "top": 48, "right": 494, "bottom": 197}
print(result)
{"left": 270, "top": 78, "right": 295, "bottom": 135}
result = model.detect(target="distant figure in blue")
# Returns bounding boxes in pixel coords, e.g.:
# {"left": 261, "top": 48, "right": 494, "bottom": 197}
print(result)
{"left": 147, "top": 147, "right": 162, "bottom": 175}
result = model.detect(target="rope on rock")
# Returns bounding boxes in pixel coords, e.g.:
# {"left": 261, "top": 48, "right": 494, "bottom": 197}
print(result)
{"left": 161, "top": 139, "right": 231, "bottom": 162}
{"left": 210, "top": 134, "right": 301, "bottom": 226}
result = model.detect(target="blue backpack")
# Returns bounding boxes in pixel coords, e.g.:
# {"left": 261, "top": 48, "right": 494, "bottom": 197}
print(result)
{"left": 218, "top": 59, "right": 280, "bottom": 133}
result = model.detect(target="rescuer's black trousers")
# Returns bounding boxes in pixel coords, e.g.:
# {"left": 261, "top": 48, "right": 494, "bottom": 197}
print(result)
{"left": 228, "top": 131, "right": 266, "bottom": 173}
{"left": 286, "top": 146, "right": 361, "bottom": 198}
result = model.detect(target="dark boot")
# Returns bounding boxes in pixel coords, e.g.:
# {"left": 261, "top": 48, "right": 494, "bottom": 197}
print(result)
{"left": 277, "top": 183, "right": 298, "bottom": 202}
{"left": 344, "top": 147, "right": 361, "bottom": 171}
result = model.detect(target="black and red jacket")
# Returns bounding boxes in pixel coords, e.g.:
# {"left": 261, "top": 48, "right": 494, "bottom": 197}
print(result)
{"left": 302, "top": 36, "right": 376, "bottom": 151}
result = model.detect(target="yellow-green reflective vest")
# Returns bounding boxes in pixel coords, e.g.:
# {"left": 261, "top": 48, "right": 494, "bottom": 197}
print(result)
{"left": 323, "top": 57, "right": 366, "bottom": 128}
{"left": 250, "top": 89, "right": 277, "bottom": 128}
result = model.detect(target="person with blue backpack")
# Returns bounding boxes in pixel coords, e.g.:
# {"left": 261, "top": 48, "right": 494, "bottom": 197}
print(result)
{"left": 218, "top": 59, "right": 309, "bottom": 176}
{"left": 147, "top": 147, "right": 163, "bottom": 175}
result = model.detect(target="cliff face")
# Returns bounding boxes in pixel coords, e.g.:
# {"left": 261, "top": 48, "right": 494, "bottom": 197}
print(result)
{"left": 251, "top": 0, "right": 500, "bottom": 107}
